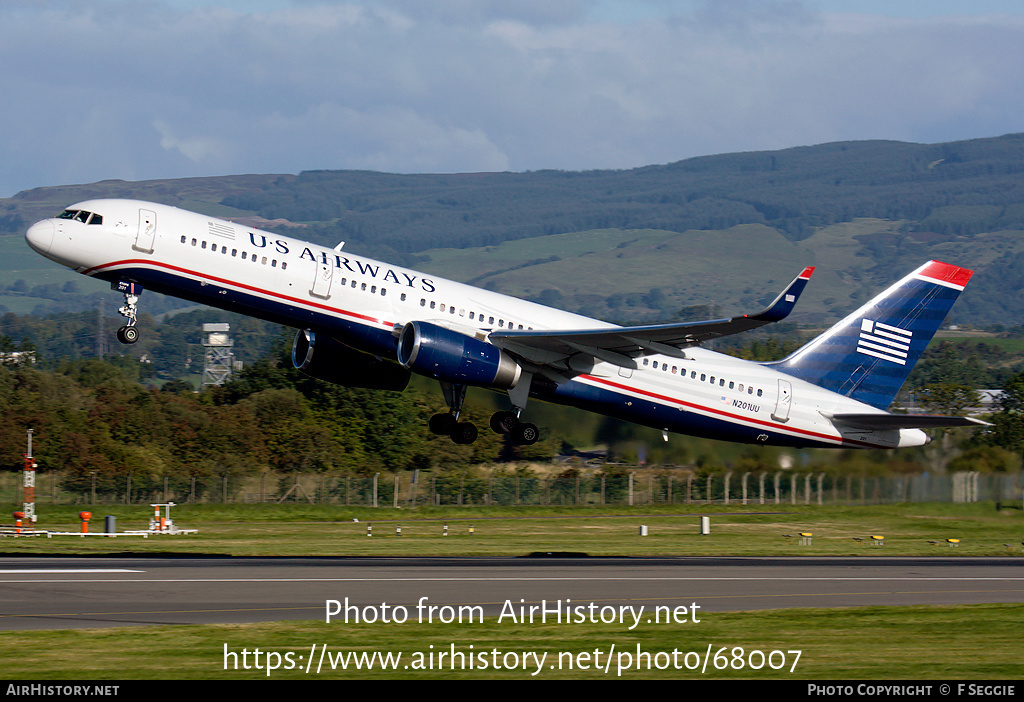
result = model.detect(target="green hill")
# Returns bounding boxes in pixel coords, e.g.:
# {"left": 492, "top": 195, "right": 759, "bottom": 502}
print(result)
{"left": 5, "top": 134, "right": 1024, "bottom": 325}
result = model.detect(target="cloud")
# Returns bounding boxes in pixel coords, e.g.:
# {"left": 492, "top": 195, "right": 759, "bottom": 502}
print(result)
{"left": 154, "top": 120, "right": 234, "bottom": 164}
{"left": 1, "top": 1, "right": 1024, "bottom": 196}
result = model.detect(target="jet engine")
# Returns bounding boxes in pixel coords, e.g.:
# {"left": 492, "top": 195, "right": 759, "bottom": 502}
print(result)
{"left": 292, "top": 330, "right": 410, "bottom": 391}
{"left": 397, "top": 321, "right": 521, "bottom": 389}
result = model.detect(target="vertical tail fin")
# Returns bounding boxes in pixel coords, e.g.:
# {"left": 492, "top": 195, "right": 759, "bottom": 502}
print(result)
{"left": 768, "top": 261, "right": 973, "bottom": 410}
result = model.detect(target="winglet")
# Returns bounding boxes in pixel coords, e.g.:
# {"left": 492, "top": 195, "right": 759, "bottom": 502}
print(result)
{"left": 746, "top": 266, "right": 815, "bottom": 323}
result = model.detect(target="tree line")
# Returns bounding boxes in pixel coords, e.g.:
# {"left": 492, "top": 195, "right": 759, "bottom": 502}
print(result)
{"left": 2, "top": 326, "right": 1023, "bottom": 509}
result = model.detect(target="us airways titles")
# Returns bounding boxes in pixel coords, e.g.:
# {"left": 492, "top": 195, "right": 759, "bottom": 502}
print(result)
{"left": 247, "top": 231, "right": 437, "bottom": 293}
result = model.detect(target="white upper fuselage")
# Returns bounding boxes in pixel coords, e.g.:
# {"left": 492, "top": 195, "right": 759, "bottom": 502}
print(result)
{"left": 24, "top": 198, "right": 927, "bottom": 449}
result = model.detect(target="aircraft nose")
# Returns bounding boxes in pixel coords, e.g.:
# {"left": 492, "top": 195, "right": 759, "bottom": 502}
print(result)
{"left": 25, "top": 220, "right": 54, "bottom": 254}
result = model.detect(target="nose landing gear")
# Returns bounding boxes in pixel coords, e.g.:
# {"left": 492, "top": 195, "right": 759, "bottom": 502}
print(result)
{"left": 113, "top": 281, "right": 143, "bottom": 345}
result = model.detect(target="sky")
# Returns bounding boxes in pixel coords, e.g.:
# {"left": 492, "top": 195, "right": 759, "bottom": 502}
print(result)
{"left": 2, "top": 0, "right": 1023, "bottom": 197}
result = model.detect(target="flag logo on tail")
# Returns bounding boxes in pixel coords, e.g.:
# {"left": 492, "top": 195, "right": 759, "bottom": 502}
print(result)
{"left": 858, "top": 319, "right": 912, "bottom": 365}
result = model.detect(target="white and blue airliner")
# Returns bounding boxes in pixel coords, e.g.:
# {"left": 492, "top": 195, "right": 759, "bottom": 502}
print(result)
{"left": 25, "top": 199, "right": 984, "bottom": 448}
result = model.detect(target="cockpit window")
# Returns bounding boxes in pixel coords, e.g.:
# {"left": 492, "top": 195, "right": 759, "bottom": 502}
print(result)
{"left": 57, "top": 209, "right": 102, "bottom": 225}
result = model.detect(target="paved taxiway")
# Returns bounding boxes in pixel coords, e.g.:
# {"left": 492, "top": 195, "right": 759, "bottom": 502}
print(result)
{"left": 0, "top": 556, "right": 1021, "bottom": 630}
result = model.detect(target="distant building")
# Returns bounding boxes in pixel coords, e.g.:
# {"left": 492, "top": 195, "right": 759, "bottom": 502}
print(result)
{"left": 0, "top": 350, "right": 36, "bottom": 366}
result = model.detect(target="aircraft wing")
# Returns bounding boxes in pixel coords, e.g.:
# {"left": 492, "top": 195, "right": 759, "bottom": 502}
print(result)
{"left": 828, "top": 413, "right": 991, "bottom": 430}
{"left": 488, "top": 267, "right": 814, "bottom": 372}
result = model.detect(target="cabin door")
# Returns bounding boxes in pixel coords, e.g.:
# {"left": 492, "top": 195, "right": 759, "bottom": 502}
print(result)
{"left": 310, "top": 252, "right": 334, "bottom": 299}
{"left": 134, "top": 209, "right": 157, "bottom": 253}
{"left": 772, "top": 379, "right": 793, "bottom": 423}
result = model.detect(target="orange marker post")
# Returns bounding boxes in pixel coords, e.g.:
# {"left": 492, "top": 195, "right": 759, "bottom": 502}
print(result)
{"left": 79, "top": 511, "right": 92, "bottom": 534}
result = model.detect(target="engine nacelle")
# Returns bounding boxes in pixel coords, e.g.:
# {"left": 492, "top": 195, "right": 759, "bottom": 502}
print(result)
{"left": 397, "top": 321, "right": 522, "bottom": 389}
{"left": 292, "top": 330, "right": 410, "bottom": 391}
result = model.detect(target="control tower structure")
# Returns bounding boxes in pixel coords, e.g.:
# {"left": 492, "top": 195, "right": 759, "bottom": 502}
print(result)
{"left": 201, "top": 323, "right": 235, "bottom": 387}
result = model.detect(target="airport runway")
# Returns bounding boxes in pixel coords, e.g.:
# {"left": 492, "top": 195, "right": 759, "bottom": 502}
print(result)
{"left": 0, "top": 556, "right": 1021, "bottom": 630}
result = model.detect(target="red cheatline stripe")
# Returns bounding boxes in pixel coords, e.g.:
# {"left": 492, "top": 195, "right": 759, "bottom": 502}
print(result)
{"left": 579, "top": 375, "right": 888, "bottom": 448}
{"left": 84, "top": 259, "right": 394, "bottom": 328}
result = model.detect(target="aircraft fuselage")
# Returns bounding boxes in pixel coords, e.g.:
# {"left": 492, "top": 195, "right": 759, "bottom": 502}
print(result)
{"left": 26, "top": 198, "right": 933, "bottom": 449}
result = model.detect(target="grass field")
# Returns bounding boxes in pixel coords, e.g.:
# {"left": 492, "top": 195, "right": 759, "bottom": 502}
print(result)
{"left": 0, "top": 503, "right": 1021, "bottom": 681}
{"left": 3, "top": 604, "right": 1022, "bottom": 680}
{"left": 2, "top": 502, "right": 1020, "bottom": 558}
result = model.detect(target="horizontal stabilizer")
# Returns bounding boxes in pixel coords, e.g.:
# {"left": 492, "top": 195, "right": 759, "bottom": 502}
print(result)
{"left": 828, "top": 413, "right": 990, "bottom": 431}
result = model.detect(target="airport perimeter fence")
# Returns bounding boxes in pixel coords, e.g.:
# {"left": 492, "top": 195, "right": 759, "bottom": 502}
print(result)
{"left": 3, "top": 468, "right": 1023, "bottom": 509}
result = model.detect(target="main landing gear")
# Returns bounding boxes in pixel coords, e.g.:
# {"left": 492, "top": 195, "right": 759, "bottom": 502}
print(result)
{"left": 489, "top": 409, "right": 539, "bottom": 445}
{"left": 114, "top": 281, "right": 143, "bottom": 345}
{"left": 429, "top": 382, "right": 539, "bottom": 445}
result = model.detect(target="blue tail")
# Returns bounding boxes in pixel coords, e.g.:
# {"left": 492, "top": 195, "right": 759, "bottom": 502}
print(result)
{"left": 767, "top": 261, "right": 973, "bottom": 410}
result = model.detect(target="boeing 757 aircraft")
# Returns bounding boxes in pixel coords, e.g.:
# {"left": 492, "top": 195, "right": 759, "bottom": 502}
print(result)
{"left": 25, "top": 199, "right": 984, "bottom": 449}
